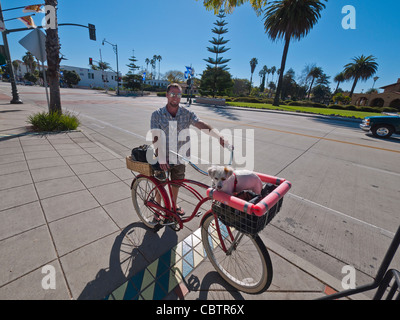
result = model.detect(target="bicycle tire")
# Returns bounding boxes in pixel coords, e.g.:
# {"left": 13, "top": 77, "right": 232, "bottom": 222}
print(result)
{"left": 201, "top": 212, "right": 273, "bottom": 294}
{"left": 131, "top": 175, "right": 168, "bottom": 229}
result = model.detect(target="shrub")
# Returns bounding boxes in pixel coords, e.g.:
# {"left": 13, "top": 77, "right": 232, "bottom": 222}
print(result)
{"left": 288, "top": 101, "right": 303, "bottom": 106}
{"left": 359, "top": 106, "right": 380, "bottom": 112}
{"left": 27, "top": 111, "right": 80, "bottom": 132}
{"left": 343, "top": 105, "right": 357, "bottom": 110}
{"left": 381, "top": 107, "right": 398, "bottom": 113}
{"left": 328, "top": 104, "right": 345, "bottom": 110}
{"left": 233, "top": 97, "right": 263, "bottom": 103}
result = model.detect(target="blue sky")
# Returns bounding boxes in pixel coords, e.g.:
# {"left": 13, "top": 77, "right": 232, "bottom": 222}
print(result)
{"left": 2, "top": 0, "right": 400, "bottom": 93}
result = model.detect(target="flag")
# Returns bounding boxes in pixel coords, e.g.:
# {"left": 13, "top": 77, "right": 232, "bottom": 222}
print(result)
{"left": 23, "top": 5, "right": 44, "bottom": 13}
{"left": 18, "top": 16, "right": 37, "bottom": 29}
{"left": 0, "top": 20, "right": 5, "bottom": 32}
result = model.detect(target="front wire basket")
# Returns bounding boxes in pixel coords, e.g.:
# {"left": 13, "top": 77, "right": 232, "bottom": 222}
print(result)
{"left": 211, "top": 185, "right": 284, "bottom": 236}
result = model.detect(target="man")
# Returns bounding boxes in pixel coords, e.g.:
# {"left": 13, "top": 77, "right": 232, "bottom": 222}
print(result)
{"left": 150, "top": 83, "right": 229, "bottom": 215}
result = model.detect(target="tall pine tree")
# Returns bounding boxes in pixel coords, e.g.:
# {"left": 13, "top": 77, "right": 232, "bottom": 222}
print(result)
{"left": 127, "top": 50, "right": 140, "bottom": 73}
{"left": 203, "top": 9, "right": 231, "bottom": 97}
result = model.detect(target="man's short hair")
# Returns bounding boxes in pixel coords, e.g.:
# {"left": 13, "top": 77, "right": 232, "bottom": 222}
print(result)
{"left": 167, "top": 83, "right": 182, "bottom": 93}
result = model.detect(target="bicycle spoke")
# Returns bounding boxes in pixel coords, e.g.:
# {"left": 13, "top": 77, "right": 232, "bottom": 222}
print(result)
{"left": 201, "top": 214, "right": 273, "bottom": 294}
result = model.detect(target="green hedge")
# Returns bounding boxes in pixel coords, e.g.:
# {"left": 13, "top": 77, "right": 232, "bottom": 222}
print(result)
{"left": 156, "top": 92, "right": 196, "bottom": 98}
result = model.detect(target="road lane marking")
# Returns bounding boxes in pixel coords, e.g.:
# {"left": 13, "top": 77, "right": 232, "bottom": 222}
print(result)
{"left": 287, "top": 193, "right": 395, "bottom": 238}
{"left": 200, "top": 116, "right": 400, "bottom": 154}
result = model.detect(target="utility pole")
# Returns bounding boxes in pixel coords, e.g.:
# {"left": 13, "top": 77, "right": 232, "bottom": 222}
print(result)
{"left": 0, "top": 1, "right": 23, "bottom": 104}
{"left": 102, "top": 38, "right": 120, "bottom": 96}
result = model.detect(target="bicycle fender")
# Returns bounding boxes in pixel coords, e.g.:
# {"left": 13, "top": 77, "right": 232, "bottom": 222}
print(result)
{"left": 200, "top": 210, "right": 213, "bottom": 227}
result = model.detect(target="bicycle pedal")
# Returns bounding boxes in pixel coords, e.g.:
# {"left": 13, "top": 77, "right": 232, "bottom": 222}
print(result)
{"left": 153, "top": 224, "right": 164, "bottom": 233}
{"left": 195, "top": 211, "right": 202, "bottom": 217}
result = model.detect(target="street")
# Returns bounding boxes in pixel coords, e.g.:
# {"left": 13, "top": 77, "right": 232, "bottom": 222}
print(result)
{"left": 4, "top": 83, "right": 400, "bottom": 288}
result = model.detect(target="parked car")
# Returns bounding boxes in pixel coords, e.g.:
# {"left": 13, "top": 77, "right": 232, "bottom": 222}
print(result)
{"left": 360, "top": 113, "right": 400, "bottom": 138}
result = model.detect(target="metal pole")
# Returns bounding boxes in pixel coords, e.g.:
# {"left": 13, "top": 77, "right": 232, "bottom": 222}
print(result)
{"left": 36, "top": 29, "right": 49, "bottom": 110}
{"left": 0, "top": 1, "right": 22, "bottom": 104}
{"left": 115, "top": 43, "right": 119, "bottom": 96}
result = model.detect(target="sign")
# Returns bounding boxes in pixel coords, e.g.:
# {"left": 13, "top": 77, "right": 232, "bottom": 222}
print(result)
{"left": 185, "top": 66, "right": 194, "bottom": 76}
{"left": 142, "top": 72, "right": 146, "bottom": 81}
{"left": 18, "top": 28, "right": 47, "bottom": 62}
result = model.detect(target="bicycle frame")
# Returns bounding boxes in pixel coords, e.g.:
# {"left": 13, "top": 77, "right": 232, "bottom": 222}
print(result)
{"left": 132, "top": 174, "right": 211, "bottom": 230}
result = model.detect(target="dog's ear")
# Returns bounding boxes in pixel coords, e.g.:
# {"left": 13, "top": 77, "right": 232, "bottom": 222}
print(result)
{"left": 208, "top": 166, "right": 216, "bottom": 178}
{"left": 224, "top": 166, "right": 234, "bottom": 178}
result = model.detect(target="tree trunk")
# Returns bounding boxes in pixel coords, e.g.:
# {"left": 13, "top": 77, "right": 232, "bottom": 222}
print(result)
{"left": 273, "top": 38, "right": 290, "bottom": 106}
{"left": 249, "top": 73, "right": 253, "bottom": 95}
{"left": 307, "top": 78, "right": 315, "bottom": 100}
{"left": 349, "top": 77, "right": 358, "bottom": 98}
{"left": 45, "top": 0, "right": 62, "bottom": 113}
{"left": 334, "top": 81, "right": 340, "bottom": 94}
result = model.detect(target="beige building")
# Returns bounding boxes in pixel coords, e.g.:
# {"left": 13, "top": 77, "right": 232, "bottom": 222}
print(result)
{"left": 351, "top": 78, "right": 400, "bottom": 110}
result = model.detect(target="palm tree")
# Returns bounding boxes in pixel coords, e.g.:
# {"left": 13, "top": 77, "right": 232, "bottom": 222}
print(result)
{"left": 156, "top": 55, "right": 162, "bottom": 80}
{"left": 343, "top": 54, "right": 378, "bottom": 97}
{"left": 263, "top": 0, "right": 326, "bottom": 106}
{"left": 22, "top": 52, "right": 35, "bottom": 73}
{"left": 145, "top": 58, "right": 150, "bottom": 73}
{"left": 150, "top": 58, "right": 156, "bottom": 79}
{"left": 270, "top": 66, "right": 276, "bottom": 83}
{"left": 307, "top": 66, "right": 323, "bottom": 99}
{"left": 259, "top": 65, "right": 268, "bottom": 92}
{"left": 333, "top": 72, "right": 345, "bottom": 94}
{"left": 45, "top": 0, "right": 61, "bottom": 113}
{"left": 249, "top": 57, "right": 258, "bottom": 94}
{"left": 201, "top": 0, "right": 267, "bottom": 15}
{"left": 266, "top": 67, "right": 272, "bottom": 85}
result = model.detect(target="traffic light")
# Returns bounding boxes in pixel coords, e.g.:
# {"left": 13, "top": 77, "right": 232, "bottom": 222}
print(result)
{"left": 88, "top": 24, "right": 96, "bottom": 41}
{"left": 89, "top": 57, "right": 93, "bottom": 65}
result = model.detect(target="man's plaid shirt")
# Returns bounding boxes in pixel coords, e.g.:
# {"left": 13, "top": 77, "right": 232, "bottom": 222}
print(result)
{"left": 150, "top": 105, "right": 199, "bottom": 164}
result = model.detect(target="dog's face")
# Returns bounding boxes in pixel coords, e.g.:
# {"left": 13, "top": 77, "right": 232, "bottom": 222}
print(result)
{"left": 208, "top": 166, "right": 234, "bottom": 190}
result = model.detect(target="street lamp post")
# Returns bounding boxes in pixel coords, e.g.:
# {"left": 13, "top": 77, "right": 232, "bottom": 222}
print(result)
{"left": 102, "top": 38, "right": 120, "bottom": 96}
{"left": 0, "top": 1, "right": 22, "bottom": 104}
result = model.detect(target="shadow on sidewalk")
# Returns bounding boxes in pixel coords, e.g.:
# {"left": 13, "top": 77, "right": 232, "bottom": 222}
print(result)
{"left": 77, "top": 221, "right": 178, "bottom": 300}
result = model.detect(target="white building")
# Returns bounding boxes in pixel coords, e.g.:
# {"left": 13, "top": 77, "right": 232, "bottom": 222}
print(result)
{"left": 60, "top": 65, "right": 120, "bottom": 88}
{"left": 144, "top": 79, "right": 169, "bottom": 88}
{"left": 12, "top": 61, "right": 120, "bottom": 89}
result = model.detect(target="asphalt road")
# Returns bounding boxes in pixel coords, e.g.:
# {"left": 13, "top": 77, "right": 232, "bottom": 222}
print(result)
{"left": 6, "top": 83, "right": 400, "bottom": 287}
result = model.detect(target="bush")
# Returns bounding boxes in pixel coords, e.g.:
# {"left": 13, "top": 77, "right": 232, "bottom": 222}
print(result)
{"left": 381, "top": 107, "right": 398, "bottom": 113}
{"left": 233, "top": 97, "right": 263, "bottom": 103}
{"left": 328, "top": 104, "right": 345, "bottom": 110}
{"left": 358, "top": 106, "right": 380, "bottom": 112}
{"left": 343, "top": 105, "right": 357, "bottom": 110}
{"left": 27, "top": 111, "right": 80, "bottom": 132}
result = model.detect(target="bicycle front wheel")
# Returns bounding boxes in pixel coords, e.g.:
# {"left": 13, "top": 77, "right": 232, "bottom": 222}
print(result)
{"left": 131, "top": 176, "right": 167, "bottom": 229}
{"left": 201, "top": 213, "right": 273, "bottom": 294}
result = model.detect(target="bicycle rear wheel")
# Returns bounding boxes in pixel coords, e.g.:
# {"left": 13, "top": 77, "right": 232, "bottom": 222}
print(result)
{"left": 131, "top": 176, "right": 167, "bottom": 229}
{"left": 201, "top": 213, "right": 273, "bottom": 294}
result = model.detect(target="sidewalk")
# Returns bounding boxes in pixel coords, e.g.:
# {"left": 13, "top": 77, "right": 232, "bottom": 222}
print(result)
{"left": 0, "top": 93, "right": 367, "bottom": 300}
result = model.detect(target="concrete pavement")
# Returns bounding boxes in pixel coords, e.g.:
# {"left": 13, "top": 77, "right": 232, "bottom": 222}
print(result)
{"left": 0, "top": 89, "right": 370, "bottom": 300}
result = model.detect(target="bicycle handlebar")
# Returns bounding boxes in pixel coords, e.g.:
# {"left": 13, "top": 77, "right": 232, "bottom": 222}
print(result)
{"left": 169, "top": 145, "right": 234, "bottom": 176}
{"left": 207, "top": 172, "right": 292, "bottom": 217}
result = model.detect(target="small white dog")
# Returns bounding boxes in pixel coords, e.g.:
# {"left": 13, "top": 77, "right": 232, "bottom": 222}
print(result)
{"left": 208, "top": 166, "right": 262, "bottom": 195}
